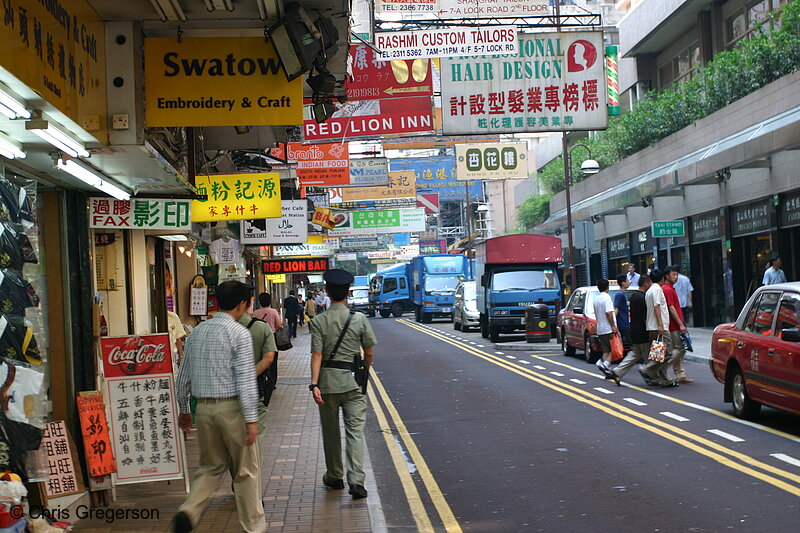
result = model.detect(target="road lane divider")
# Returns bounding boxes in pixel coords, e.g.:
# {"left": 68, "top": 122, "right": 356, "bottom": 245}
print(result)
{"left": 369, "top": 369, "right": 464, "bottom": 533}
{"left": 398, "top": 320, "right": 800, "bottom": 497}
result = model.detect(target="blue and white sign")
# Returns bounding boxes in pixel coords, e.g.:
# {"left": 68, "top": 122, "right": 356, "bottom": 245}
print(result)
{"left": 344, "top": 157, "right": 390, "bottom": 187}
{"left": 389, "top": 156, "right": 481, "bottom": 201}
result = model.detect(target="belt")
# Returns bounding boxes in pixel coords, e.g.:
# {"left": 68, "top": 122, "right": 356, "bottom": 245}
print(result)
{"left": 322, "top": 360, "right": 355, "bottom": 371}
{"left": 196, "top": 397, "right": 237, "bottom": 403}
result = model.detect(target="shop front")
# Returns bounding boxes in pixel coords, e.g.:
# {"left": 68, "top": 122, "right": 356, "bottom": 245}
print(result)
{"left": 778, "top": 191, "right": 800, "bottom": 282}
{"left": 630, "top": 227, "right": 656, "bottom": 277}
{"left": 729, "top": 198, "right": 776, "bottom": 311}
{"left": 606, "top": 234, "right": 631, "bottom": 280}
{"left": 689, "top": 210, "right": 728, "bottom": 326}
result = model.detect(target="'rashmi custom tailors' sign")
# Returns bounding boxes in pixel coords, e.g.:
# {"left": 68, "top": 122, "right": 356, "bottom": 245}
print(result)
{"left": 262, "top": 258, "right": 330, "bottom": 274}
{"left": 455, "top": 142, "right": 528, "bottom": 180}
{"left": 192, "top": 173, "right": 282, "bottom": 222}
{"left": 144, "top": 37, "right": 302, "bottom": 127}
{"left": 442, "top": 32, "right": 607, "bottom": 134}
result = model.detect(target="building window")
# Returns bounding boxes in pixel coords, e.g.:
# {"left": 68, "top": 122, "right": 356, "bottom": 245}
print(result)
{"left": 658, "top": 43, "right": 702, "bottom": 89}
{"left": 725, "top": 0, "right": 793, "bottom": 48}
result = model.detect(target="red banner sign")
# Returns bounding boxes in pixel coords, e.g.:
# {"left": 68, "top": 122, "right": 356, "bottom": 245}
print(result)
{"left": 76, "top": 394, "right": 116, "bottom": 477}
{"left": 100, "top": 334, "right": 173, "bottom": 378}
{"left": 304, "top": 97, "right": 433, "bottom": 141}
{"left": 270, "top": 143, "right": 350, "bottom": 186}
{"left": 262, "top": 258, "right": 330, "bottom": 274}
{"left": 347, "top": 44, "right": 433, "bottom": 101}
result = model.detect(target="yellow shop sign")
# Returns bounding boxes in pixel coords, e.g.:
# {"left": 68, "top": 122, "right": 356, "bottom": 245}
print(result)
{"left": 192, "top": 173, "right": 282, "bottom": 222}
{"left": 144, "top": 37, "right": 303, "bottom": 127}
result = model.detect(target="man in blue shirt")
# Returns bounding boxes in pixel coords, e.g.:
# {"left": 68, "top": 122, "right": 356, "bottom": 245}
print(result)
{"left": 614, "top": 274, "right": 631, "bottom": 347}
{"left": 763, "top": 255, "right": 787, "bottom": 286}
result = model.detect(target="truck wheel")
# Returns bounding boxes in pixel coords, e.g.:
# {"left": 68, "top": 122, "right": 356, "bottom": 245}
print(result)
{"left": 561, "top": 330, "right": 576, "bottom": 357}
{"left": 489, "top": 325, "right": 501, "bottom": 343}
{"left": 729, "top": 365, "right": 761, "bottom": 420}
{"left": 391, "top": 303, "right": 404, "bottom": 318}
{"left": 421, "top": 311, "right": 432, "bottom": 323}
{"left": 480, "top": 315, "right": 489, "bottom": 338}
{"left": 415, "top": 306, "right": 422, "bottom": 322}
{"left": 379, "top": 310, "right": 391, "bottom": 318}
{"left": 584, "top": 334, "right": 601, "bottom": 363}
{"left": 454, "top": 315, "right": 461, "bottom": 331}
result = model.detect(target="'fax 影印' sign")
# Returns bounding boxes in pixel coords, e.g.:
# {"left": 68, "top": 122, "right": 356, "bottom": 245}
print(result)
{"left": 90, "top": 198, "right": 191, "bottom": 230}
{"left": 441, "top": 32, "right": 608, "bottom": 134}
{"left": 192, "top": 173, "right": 282, "bottom": 222}
{"left": 455, "top": 142, "right": 528, "bottom": 180}
{"left": 375, "top": 27, "right": 518, "bottom": 61}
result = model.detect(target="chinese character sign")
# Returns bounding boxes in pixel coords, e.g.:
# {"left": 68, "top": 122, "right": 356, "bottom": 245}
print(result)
{"left": 328, "top": 171, "right": 416, "bottom": 204}
{"left": 76, "top": 394, "right": 116, "bottom": 477}
{"left": 100, "top": 334, "right": 184, "bottom": 484}
{"left": 455, "top": 142, "right": 529, "bottom": 180}
{"left": 390, "top": 156, "right": 481, "bottom": 200}
{"left": 43, "top": 421, "right": 83, "bottom": 497}
{"left": 347, "top": 44, "right": 433, "bottom": 101}
{"left": 327, "top": 208, "right": 426, "bottom": 236}
{"left": 240, "top": 200, "right": 308, "bottom": 244}
{"left": 441, "top": 31, "right": 608, "bottom": 134}
{"left": 192, "top": 173, "right": 282, "bottom": 222}
{"left": 89, "top": 198, "right": 192, "bottom": 230}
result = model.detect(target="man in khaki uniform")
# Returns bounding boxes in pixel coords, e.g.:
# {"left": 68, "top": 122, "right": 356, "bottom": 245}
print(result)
{"left": 309, "top": 269, "right": 377, "bottom": 499}
{"left": 237, "top": 313, "right": 277, "bottom": 452}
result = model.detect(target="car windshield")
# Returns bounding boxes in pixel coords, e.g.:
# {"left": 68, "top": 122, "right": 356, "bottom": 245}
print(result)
{"left": 585, "top": 290, "right": 622, "bottom": 317}
{"left": 351, "top": 289, "right": 369, "bottom": 299}
{"left": 493, "top": 269, "right": 558, "bottom": 291}
{"left": 426, "top": 275, "right": 460, "bottom": 292}
{"left": 463, "top": 283, "right": 477, "bottom": 300}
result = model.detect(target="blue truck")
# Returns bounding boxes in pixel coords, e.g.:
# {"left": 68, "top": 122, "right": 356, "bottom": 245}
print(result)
{"left": 410, "top": 254, "right": 468, "bottom": 323}
{"left": 475, "top": 235, "right": 563, "bottom": 343}
{"left": 369, "top": 263, "right": 412, "bottom": 318}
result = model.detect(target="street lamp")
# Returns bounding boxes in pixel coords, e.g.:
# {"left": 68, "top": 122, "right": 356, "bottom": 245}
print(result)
{"left": 562, "top": 140, "right": 599, "bottom": 291}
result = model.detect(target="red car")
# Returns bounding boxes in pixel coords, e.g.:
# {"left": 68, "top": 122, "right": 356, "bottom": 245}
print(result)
{"left": 711, "top": 282, "right": 800, "bottom": 420}
{"left": 556, "top": 284, "right": 630, "bottom": 363}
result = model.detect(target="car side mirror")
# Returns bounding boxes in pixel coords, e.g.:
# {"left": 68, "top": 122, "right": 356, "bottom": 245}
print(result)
{"left": 781, "top": 328, "right": 800, "bottom": 343}
{"left": 573, "top": 307, "right": 583, "bottom": 314}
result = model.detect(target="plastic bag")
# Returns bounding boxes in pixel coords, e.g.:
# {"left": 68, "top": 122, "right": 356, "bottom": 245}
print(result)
{"left": 610, "top": 334, "right": 624, "bottom": 362}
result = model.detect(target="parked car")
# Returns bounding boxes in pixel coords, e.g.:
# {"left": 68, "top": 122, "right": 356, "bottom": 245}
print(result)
{"left": 556, "top": 283, "right": 632, "bottom": 363}
{"left": 710, "top": 282, "right": 800, "bottom": 420}
{"left": 348, "top": 286, "right": 374, "bottom": 316}
{"left": 452, "top": 281, "right": 480, "bottom": 332}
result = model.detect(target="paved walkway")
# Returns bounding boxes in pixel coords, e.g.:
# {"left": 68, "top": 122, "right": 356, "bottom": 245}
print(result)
{"left": 72, "top": 323, "right": 380, "bottom": 533}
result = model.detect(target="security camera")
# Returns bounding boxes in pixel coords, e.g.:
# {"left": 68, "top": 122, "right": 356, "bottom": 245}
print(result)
{"left": 580, "top": 159, "right": 600, "bottom": 175}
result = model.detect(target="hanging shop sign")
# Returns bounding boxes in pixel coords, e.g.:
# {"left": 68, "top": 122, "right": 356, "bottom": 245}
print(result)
{"left": 382, "top": 134, "right": 500, "bottom": 150}
{"left": 335, "top": 253, "right": 357, "bottom": 261}
{"left": 269, "top": 143, "right": 350, "bottom": 187}
{"left": 352, "top": 0, "right": 373, "bottom": 42}
{"left": 192, "top": 173, "right": 281, "bottom": 222}
{"left": 100, "top": 334, "right": 184, "bottom": 485}
{"left": 375, "top": 0, "right": 548, "bottom": 17}
{"left": 266, "top": 274, "right": 286, "bottom": 283}
{"left": 273, "top": 242, "right": 332, "bottom": 257}
{"left": 0, "top": 0, "right": 108, "bottom": 143}
{"left": 690, "top": 211, "right": 722, "bottom": 243}
{"left": 340, "top": 235, "right": 380, "bottom": 250}
{"left": 420, "top": 239, "right": 448, "bottom": 254}
{"left": 262, "top": 258, "right": 330, "bottom": 274}
{"left": 731, "top": 199, "right": 774, "bottom": 237}
{"left": 43, "top": 421, "right": 84, "bottom": 497}
{"left": 303, "top": 97, "right": 433, "bottom": 141}
{"left": 144, "top": 37, "right": 302, "bottom": 127}
{"left": 374, "top": 27, "right": 518, "bottom": 61}
{"left": 346, "top": 158, "right": 390, "bottom": 187}
{"left": 606, "top": 235, "right": 629, "bottom": 260}
{"left": 651, "top": 220, "right": 686, "bottom": 238}
{"left": 441, "top": 31, "right": 608, "bottom": 134}
{"left": 328, "top": 171, "right": 416, "bottom": 204}
{"left": 327, "top": 208, "right": 427, "bottom": 236}
{"left": 240, "top": 200, "right": 308, "bottom": 244}
{"left": 780, "top": 192, "right": 800, "bottom": 228}
{"left": 76, "top": 393, "right": 116, "bottom": 477}
{"left": 391, "top": 156, "right": 481, "bottom": 200}
{"left": 455, "top": 142, "right": 528, "bottom": 180}
{"left": 189, "top": 275, "right": 208, "bottom": 316}
{"left": 311, "top": 206, "right": 336, "bottom": 229}
{"left": 348, "top": 44, "right": 433, "bottom": 101}
{"left": 630, "top": 228, "right": 654, "bottom": 256}
{"left": 89, "top": 198, "right": 192, "bottom": 230}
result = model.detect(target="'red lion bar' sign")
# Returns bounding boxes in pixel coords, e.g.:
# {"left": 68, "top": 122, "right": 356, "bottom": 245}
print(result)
{"left": 262, "top": 258, "right": 329, "bottom": 274}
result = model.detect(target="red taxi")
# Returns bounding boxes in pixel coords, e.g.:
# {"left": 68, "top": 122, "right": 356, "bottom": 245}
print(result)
{"left": 556, "top": 283, "right": 631, "bottom": 364}
{"left": 711, "top": 282, "right": 800, "bottom": 419}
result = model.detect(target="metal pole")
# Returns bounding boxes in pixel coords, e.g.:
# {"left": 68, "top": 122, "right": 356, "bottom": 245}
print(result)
{"left": 465, "top": 180, "right": 473, "bottom": 278}
{"left": 562, "top": 133, "right": 576, "bottom": 291}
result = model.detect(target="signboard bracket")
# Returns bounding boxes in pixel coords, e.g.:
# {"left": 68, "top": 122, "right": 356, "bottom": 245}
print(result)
{"left": 375, "top": 14, "right": 602, "bottom": 31}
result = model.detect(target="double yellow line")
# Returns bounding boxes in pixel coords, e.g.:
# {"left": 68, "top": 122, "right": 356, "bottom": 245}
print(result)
{"left": 396, "top": 319, "right": 800, "bottom": 498}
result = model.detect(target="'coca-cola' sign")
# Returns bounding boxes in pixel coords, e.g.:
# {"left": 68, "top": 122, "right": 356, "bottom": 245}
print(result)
{"left": 100, "top": 334, "right": 174, "bottom": 378}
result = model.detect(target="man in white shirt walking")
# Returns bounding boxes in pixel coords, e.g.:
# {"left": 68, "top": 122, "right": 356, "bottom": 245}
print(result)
{"left": 593, "top": 278, "right": 618, "bottom": 382}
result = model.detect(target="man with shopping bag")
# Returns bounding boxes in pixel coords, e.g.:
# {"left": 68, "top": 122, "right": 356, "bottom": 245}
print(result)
{"left": 593, "top": 278, "right": 620, "bottom": 383}
{"left": 641, "top": 269, "right": 678, "bottom": 388}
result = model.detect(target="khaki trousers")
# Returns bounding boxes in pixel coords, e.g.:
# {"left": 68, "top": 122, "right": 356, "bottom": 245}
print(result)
{"left": 179, "top": 398, "right": 265, "bottom": 533}
{"left": 318, "top": 389, "right": 367, "bottom": 486}
{"left": 670, "top": 330, "right": 687, "bottom": 380}
{"left": 614, "top": 342, "right": 650, "bottom": 378}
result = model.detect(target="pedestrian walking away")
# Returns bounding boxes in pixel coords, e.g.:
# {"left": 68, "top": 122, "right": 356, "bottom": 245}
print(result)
{"left": 252, "top": 292, "right": 283, "bottom": 388}
{"left": 173, "top": 281, "right": 266, "bottom": 533}
{"left": 297, "top": 295, "right": 306, "bottom": 327}
{"left": 642, "top": 269, "right": 678, "bottom": 387}
{"left": 306, "top": 294, "right": 318, "bottom": 322}
{"left": 284, "top": 290, "right": 300, "bottom": 338}
{"left": 237, "top": 311, "right": 277, "bottom": 455}
{"left": 612, "top": 275, "right": 653, "bottom": 384}
{"left": 593, "top": 278, "right": 619, "bottom": 382}
{"left": 309, "top": 268, "right": 377, "bottom": 500}
{"left": 614, "top": 274, "right": 631, "bottom": 346}
{"left": 763, "top": 255, "right": 787, "bottom": 286}
{"left": 665, "top": 266, "right": 692, "bottom": 383}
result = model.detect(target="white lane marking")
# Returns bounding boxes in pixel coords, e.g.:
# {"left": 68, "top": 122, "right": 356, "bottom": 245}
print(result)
{"left": 550, "top": 371, "right": 565, "bottom": 377}
{"left": 533, "top": 365, "right": 547, "bottom": 370}
{"left": 660, "top": 412, "right": 690, "bottom": 422}
{"left": 495, "top": 351, "right": 504, "bottom": 355}
{"left": 569, "top": 379, "right": 586, "bottom": 385}
{"left": 520, "top": 360, "right": 530, "bottom": 364}
{"left": 477, "top": 344, "right": 485, "bottom": 347}
{"left": 594, "top": 387, "right": 614, "bottom": 395}
{"left": 707, "top": 429, "right": 745, "bottom": 443}
{"left": 770, "top": 453, "right": 800, "bottom": 468}
{"left": 506, "top": 355, "right": 517, "bottom": 360}
{"left": 469, "top": 342, "right": 477, "bottom": 345}
{"left": 624, "top": 398, "right": 647, "bottom": 406}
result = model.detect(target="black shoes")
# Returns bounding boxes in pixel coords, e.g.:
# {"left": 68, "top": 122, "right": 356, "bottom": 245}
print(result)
{"left": 609, "top": 372, "right": 621, "bottom": 386}
{"left": 349, "top": 484, "right": 368, "bottom": 499}
{"left": 323, "top": 475, "right": 344, "bottom": 490}
{"left": 173, "top": 511, "right": 193, "bottom": 533}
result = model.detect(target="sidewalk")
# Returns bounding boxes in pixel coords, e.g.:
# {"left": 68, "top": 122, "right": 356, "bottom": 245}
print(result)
{"left": 72, "top": 324, "right": 379, "bottom": 533}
